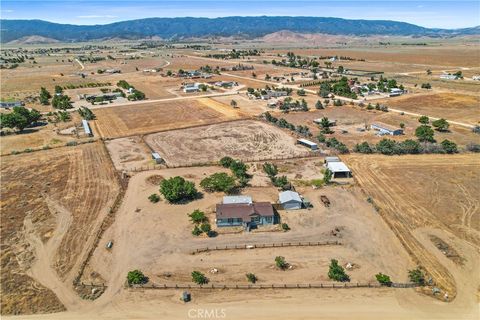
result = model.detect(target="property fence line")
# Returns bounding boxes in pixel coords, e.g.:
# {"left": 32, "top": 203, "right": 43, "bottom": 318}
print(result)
{"left": 130, "top": 282, "right": 419, "bottom": 290}
{"left": 191, "top": 240, "right": 341, "bottom": 254}
{"left": 127, "top": 152, "right": 324, "bottom": 173}
{"left": 76, "top": 282, "right": 107, "bottom": 289}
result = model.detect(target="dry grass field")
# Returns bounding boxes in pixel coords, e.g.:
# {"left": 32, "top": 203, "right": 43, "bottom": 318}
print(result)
{"left": 105, "top": 136, "right": 153, "bottom": 171}
{"left": 343, "top": 154, "right": 480, "bottom": 299}
{"left": 93, "top": 98, "right": 246, "bottom": 138}
{"left": 144, "top": 120, "right": 310, "bottom": 166}
{"left": 0, "top": 142, "right": 119, "bottom": 315}
{"left": 377, "top": 92, "right": 480, "bottom": 125}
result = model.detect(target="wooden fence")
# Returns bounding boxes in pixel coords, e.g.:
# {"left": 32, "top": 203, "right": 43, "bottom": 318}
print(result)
{"left": 192, "top": 240, "right": 341, "bottom": 254}
{"left": 130, "top": 282, "right": 419, "bottom": 290}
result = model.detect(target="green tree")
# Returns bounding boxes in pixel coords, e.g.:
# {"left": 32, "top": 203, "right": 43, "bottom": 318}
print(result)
{"left": 415, "top": 125, "right": 435, "bottom": 142}
{"left": 408, "top": 268, "right": 425, "bottom": 285}
{"left": 230, "top": 99, "right": 238, "bottom": 108}
{"left": 54, "top": 85, "right": 63, "bottom": 94}
{"left": 315, "top": 100, "right": 324, "bottom": 109}
{"left": 192, "top": 225, "right": 202, "bottom": 236}
{"left": 375, "top": 273, "right": 392, "bottom": 286}
{"left": 376, "top": 139, "right": 397, "bottom": 155}
{"left": 323, "top": 168, "right": 333, "bottom": 184}
{"left": 418, "top": 115, "right": 429, "bottom": 125}
{"left": 39, "top": 87, "right": 52, "bottom": 105}
{"left": 78, "top": 106, "right": 96, "bottom": 120}
{"left": 200, "top": 172, "right": 236, "bottom": 193}
{"left": 319, "top": 117, "right": 333, "bottom": 134}
{"left": 275, "top": 256, "right": 288, "bottom": 270}
{"left": 246, "top": 273, "right": 257, "bottom": 283}
{"left": 52, "top": 94, "right": 73, "bottom": 110}
{"left": 399, "top": 139, "right": 422, "bottom": 154}
{"left": 159, "top": 176, "right": 198, "bottom": 203}
{"left": 230, "top": 160, "right": 248, "bottom": 179}
{"left": 0, "top": 112, "right": 28, "bottom": 131}
{"left": 337, "top": 65, "right": 344, "bottom": 73}
{"left": 127, "top": 270, "right": 147, "bottom": 285}
{"left": 200, "top": 222, "right": 211, "bottom": 234}
{"left": 432, "top": 118, "right": 449, "bottom": 132}
{"left": 297, "top": 89, "right": 306, "bottom": 96}
{"left": 188, "top": 209, "right": 207, "bottom": 224}
{"left": 328, "top": 259, "right": 350, "bottom": 282}
{"left": 192, "top": 271, "right": 209, "bottom": 284}
{"left": 441, "top": 140, "right": 458, "bottom": 154}
{"left": 219, "top": 156, "right": 234, "bottom": 168}
{"left": 262, "top": 162, "right": 278, "bottom": 178}
{"left": 354, "top": 141, "right": 374, "bottom": 154}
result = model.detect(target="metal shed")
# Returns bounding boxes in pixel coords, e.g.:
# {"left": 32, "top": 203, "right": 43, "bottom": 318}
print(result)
{"left": 326, "top": 161, "right": 352, "bottom": 178}
{"left": 82, "top": 120, "right": 93, "bottom": 137}
{"left": 297, "top": 139, "right": 318, "bottom": 150}
{"left": 279, "top": 191, "right": 303, "bottom": 210}
{"left": 151, "top": 152, "right": 163, "bottom": 164}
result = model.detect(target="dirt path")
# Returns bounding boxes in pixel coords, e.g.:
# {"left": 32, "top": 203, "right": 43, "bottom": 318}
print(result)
{"left": 74, "top": 59, "right": 85, "bottom": 70}
{"left": 24, "top": 198, "right": 86, "bottom": 311}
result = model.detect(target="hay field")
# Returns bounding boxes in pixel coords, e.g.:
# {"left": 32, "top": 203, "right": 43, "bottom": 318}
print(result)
{"left": 144, "top": 120, "right": 310, "bottom": 166}
{"left": 343, "top": 154, "right": 480, "bottom": 297}
{"left": 0, "top": 142, "right": 119, "bottom": 315}
{"left": 93, "top": 99, "right": 246, "bottom": 138}
{"left": 377, "top": 93, "right": 480, "bottom": 125}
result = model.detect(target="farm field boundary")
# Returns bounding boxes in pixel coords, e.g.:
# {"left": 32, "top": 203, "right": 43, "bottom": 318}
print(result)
{"left": 192, "top": 240, "right": 342, "bottom": 254}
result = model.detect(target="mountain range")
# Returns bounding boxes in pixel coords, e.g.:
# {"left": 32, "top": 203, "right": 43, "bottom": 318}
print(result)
{"left": 1, "top": 16, "right": 479, "bottom": 43}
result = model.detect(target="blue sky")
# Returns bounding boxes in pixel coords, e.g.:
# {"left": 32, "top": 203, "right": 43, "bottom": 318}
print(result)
{"left": 1, "top": 1, "right": 478, "bottom": 29}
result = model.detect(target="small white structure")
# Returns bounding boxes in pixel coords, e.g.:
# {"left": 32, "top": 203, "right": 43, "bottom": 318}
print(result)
{"left": 440, "top": 74, "right": 457, "bottom": 80}
{"left": 82, "top": 120, "right": 93, "bottom": 137}
{"left": 183, "top": 83, "right": 200, "bottom": 93}
{"left": 0, "top": 101, "right": 23, "bottom": 108}
{"left": 279, "top": 191, "right": 303, "bottom": 210}
{"left": 222, "top": 195, "right": 252, "bottom": 205}
{"left": 324, "top": 156, "right": 340, "bottom": 165}
{"left": 297, "top": 139, "right": 318, "bottom": 150}
{"left": 151, "top": 152, "right": 163, "bottom": 164}
{"left": 389, "top": 88, "right": 404, "bottom": 97}
{"left": 371, "top": 123, "right": 403, "bottom": 136}
{"left": 472, "top": 75, "right": 480, "bottom": 81}
{"left": 327, "top": 161, "right": 352, "bottom": 178}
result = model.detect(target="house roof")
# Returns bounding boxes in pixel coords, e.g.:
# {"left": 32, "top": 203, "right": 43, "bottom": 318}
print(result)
{"left": 216, "top": 202, "right": 274, "bottom": 220}
{"left": 327, "top": 161, "right": 351, "bottom": 173}
{"left": 223, "top": 195, "right": 252, "bottom": 204}
{"left": 371, "top": 123, "right": 401, "bottom": 132}
{"left": 279, "top": 191, "right": 302, "bottom": 204}
{"left": 325, "top": 156, "right": 340, "bottom": 163}
{"left": 297, "top": 139, "right": 318, "bottom": 147}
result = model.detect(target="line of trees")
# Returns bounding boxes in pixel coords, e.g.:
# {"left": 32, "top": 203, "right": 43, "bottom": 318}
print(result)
{"left": 0, "top": 106, "right": 41, "bottom": 132}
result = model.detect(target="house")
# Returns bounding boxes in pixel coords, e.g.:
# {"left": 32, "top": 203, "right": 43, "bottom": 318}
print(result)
{"left": 0, "top": 101, "right": 23, "bottom": 108}
{"left": 223, "top": 195, "right": 252, "bottom": 205}
{"left": 183, "top": 83, "right": 200, "bottom": 93}
{"left": 151, "top": 152, "right": 163, "bottom": 164}
{"left": 279, "top": 191, "right": 303, "bottom": 210}
{"left": 326, "top": 161, "right": 352, "bottom": 178}
{"left": 216, "top": 202, "right": 274, "bottom": 227}
{"left": 371, "top": 123, "right": 403, "bottom": 136}
{"left": 262, "top": 90, "right": 288, "bottom": 100}
{"left": 297, "top": 139, "right": 318, "bottom": 150}
{"left": 389, "top": 88, "right": 404, "bottom": 97}
{"left": 82, "top": 120, "right": 93, "bottom": 137}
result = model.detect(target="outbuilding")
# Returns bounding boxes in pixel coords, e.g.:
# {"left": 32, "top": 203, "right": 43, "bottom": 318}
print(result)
{"left": 297, "top": 139, "right": 318, "bottom": 150}
{"left": 326, "top": 161, "right": 352, "bottom": 178}
{"left": 82, "top": 120, "right": 93, "bottom": 137}
{"left": 371, "top": 123, "right": 403, "bottom": 136}
{"left": 151, "top": 152, "right": 163, "bottom": 164}
{"left": 278, "top": 191, "right": 303, "bottom": 210}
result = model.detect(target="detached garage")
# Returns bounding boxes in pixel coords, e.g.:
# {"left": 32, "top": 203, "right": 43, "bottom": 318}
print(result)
{"left": 327, "top": 161, "right": 352, "bottom": 178}
{"left": 279, "top": 191, "right": 303, "bottom": 210}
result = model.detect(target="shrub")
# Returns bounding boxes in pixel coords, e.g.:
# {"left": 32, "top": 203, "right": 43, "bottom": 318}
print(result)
{"left": 159, "top": 176, "right": 198, "bottom": 203}
{"left": 192, "top": 271, "right": 209, "bottom": 284}
{"left": 188, "top": 209, "right": 207, "bottom": 224}
{"left": 466, "top": 143, "right": 480, "bottom": 152}
{"left": 408, "top": 268, "right": 425, "bottom": 285}
{"left": 317, "top": 133, "right": 326, "bottom": 143}
{"left": 200, "top": 223, "right": 211, "bottom": 234}
{"left": 275, "top": 256, "right": 288, "bottom": 270}
{"left": 432, "top": 118, "right": 449, "bottom": 132}
{"left": 127, "top": 270, "right": 147, "bottom": 285}
{"left": 66, "top": 141, "right": 78, "bottom": 147}
{"left": 398, "top": 139, "right": 422, "bottom": 154}
{"left": 200, "top": 172, "right": 236, "bottom": 193}
{"left": 323, "top": 168, "right": 333, "bottom": 184}
{"left": 281, "top": 223, "right": 290, "bottom": 231}
{"left": 328, "top": 259, "right": 350, "bottom": 282}
{"left": 376, "top": 139, "right": 397, "bottom": 155}
{"left": 262, "top": 162, "right": 278, "bottom": 178}
{"left": 441, "top": 139, "right": 458, "bottom": 154}
{"left": 418, "top": 115, "right": 429, "bottom": 125}
{"left": 192, "top": 225, "right": 202, "bottom": 236}
{"left": 375, "top": 273, "right": 392, "bottom": 286}
{"left": 246, "top": 273, "right": 257, "bottom": 283}
{"left": 148, "top": 193, "right": 160, "bottom": 203}
{"left": 415, "top": 125, "right": 435, "bottom": 142}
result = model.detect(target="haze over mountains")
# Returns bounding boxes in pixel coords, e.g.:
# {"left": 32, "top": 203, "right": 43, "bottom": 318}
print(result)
{"left": 1, "top": 16, "right": 479, "bottom": 43}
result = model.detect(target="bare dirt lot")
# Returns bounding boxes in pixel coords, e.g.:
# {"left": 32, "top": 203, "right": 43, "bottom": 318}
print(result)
{"left": 343, "top": 153, "right": 480, "bottom": 302}
{"left": 0, "top": 142, "right": 120, "bottom": 315}
{"left": 105, "top": 136, "right": 153, "bottom": 171}
{"left": 144, "top": 120, "right": 311, "bottom": 166}
{"left": 93, "top": 98, "right": 246, "bottom": 138}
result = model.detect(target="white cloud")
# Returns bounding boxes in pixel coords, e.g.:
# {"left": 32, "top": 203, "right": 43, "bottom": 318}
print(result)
{"left": 1, "top": 9, "right": 14, "bottom": 13}
{"left": 77, "top": 15, "right": 117, "bottom": 19}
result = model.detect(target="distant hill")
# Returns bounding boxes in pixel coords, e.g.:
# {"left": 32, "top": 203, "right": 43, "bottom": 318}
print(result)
{"left": 7, "top": 35, "right": 60, "bottom": 45}
{"left": 1, "top": 17, "right": 478, "bottom": 43}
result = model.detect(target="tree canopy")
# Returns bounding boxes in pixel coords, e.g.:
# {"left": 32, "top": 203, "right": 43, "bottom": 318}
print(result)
{"left": 159, "top": 176, "right": 198, "bottom": 203}
{"left": 200, "top": 172, "right": 236, "bottom": 193}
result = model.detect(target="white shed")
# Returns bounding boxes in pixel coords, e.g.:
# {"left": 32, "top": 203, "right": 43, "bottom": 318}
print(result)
{"left": 279, "top": 191, "right": 303, "bottom": 210}
{"left": 151, "top": 152, "right": 163, "bottom": 164}
{"left": 326, "top": 161, "right": 352, "bottom": 178}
